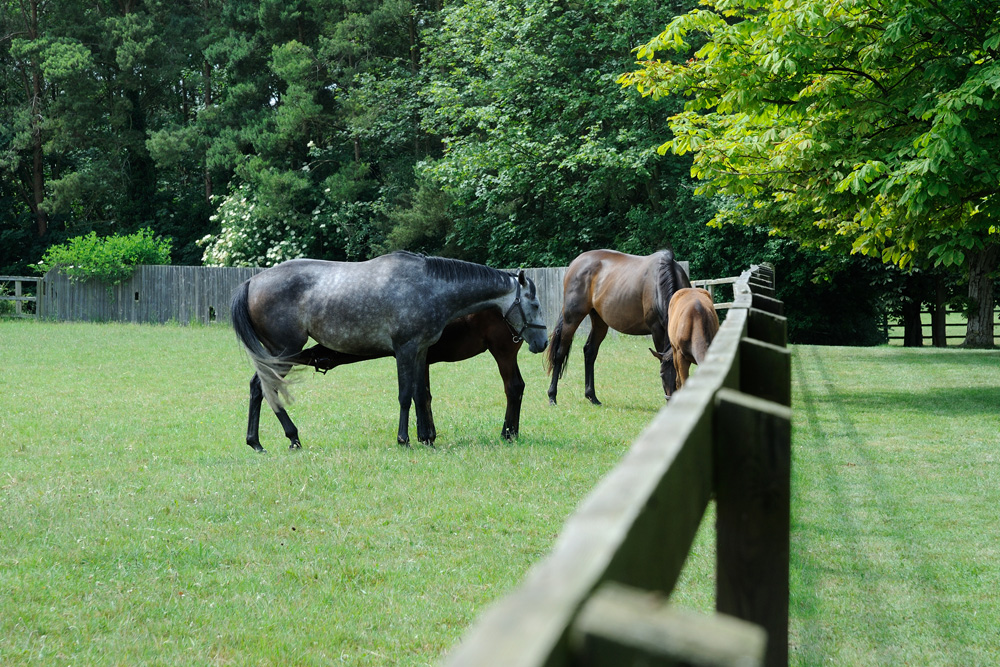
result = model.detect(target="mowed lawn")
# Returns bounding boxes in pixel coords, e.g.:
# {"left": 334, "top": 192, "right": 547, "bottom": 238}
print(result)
{"left": 0, "top": 320, "right": 662, "bottom": 666}
{"left": 789, "top": 344, "right": 1000, "bottom": 665}
{"left": 2, "top": 320, "right": 999, "bottom": 665}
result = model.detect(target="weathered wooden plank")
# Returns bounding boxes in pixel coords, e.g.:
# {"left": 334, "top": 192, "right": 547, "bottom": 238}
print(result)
{"left": 738, "top": 338, "right": 792, "bottom": 407}
{"left": 714, "top": 389, "right": 791, "bottom": 667}
{"left": 751, "top": 293, "right": 784, "bottom": 317}
{"left": 570, "top": 582, "right": 766, "bottom": 667}
{"left": 747, "top": 308, "right": 787, "bottom": 347}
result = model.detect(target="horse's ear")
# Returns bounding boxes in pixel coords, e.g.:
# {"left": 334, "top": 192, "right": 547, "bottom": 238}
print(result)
{"left": 517, "top": 269, "right": 527, "bottom": 286}
{"left": 648, "top": 347, "right": 666, "bottom": 361}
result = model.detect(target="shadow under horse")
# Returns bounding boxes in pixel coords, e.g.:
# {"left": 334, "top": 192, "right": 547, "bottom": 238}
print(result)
{"left": 546, "top": 249, "right": 691, "bottom": 405}
{"left": 231, "top": 251, "right": 548, "bottom": 451}
{"left": 279, "top": 308, "right": 528, "bottom": 441}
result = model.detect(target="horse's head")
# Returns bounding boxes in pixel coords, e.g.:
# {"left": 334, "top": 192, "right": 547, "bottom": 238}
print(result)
{"left": 504, "top": 270, "right": 548, "bottom": 354}
{"left": 649, "top": 347, "right": 677, "bottom": 399}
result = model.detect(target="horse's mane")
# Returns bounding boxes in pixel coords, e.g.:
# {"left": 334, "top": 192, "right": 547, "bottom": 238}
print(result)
{"left": 393, "top": 250, "right": 513, "bottom": 289}
{"left": 653, "top": 248, "right": 690, "bottom": 324}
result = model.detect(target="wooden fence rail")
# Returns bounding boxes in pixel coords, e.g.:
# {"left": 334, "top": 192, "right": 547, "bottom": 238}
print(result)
{"left": 885, "top": 308, "right": 1000, "bottom": 345}
{"left": 442, "top": 264, "right": 790, "bottom": 667}
{"left": 0, "top": 276, "right": 41, "bottom": 317}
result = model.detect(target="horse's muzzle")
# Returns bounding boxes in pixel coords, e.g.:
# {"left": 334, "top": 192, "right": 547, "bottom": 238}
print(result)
{"left": 527, "top": 337, "right": 548, "bottom": 354}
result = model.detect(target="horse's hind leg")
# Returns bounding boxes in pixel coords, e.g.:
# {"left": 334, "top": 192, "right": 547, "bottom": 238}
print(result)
{"left": 249, "top": 372, "right": 302, "bottom": 452}
{"left": 246, "top": 373, "right": 266, "bottom": 452}
{"left": 546, "top": 315, "right": 583, "bottom": 405}
{"left": 583, "top": 315, "right": 609, "bottom": 405}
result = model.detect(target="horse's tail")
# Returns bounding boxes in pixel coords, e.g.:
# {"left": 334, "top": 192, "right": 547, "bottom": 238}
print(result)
{"left": 653, "top": 248, "right": 691, "bottom": 330}
{"left": 545, "top": 315, "right": 572, "bottom": 378}
{"left": 231, "top": 279, "right": 294, "bottom": 408}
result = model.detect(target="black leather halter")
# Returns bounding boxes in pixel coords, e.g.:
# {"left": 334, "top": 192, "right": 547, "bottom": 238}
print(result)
{"left": 502, "top": 279, "right": 546, "bottom": 343}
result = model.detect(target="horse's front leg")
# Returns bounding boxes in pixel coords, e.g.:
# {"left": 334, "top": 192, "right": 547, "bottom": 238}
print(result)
{"left": 582, "top": 316, "right": 609, "bottom": 405}
{"left": 501, "top": 361, "right": 525, "bottom": 440}
{"left": 395, "top": 346, "right": 434, "bottom": 446}
{"left": 420, "top": 363, "right": 437, "bottom": 445}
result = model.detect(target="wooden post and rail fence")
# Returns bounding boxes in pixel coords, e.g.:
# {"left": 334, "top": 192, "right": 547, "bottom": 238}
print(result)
{"left": 0, "top": 276, "right": 41, "bottom": 317}
{"left": 441, "top": 264, "right": 790, "bottom": 667}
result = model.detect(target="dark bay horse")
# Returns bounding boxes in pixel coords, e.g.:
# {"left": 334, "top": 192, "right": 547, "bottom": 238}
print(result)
{"left": 259, "top": 308, "right": 527, "bottom": 441}
{"left": 546, "top": 249, "right": 691, "bottom": 405}
{"left": 649, "top": 287, "right": 720, "bottom": 394}
{"left": 231, "top": 251, "right": 547, "bottom": 451}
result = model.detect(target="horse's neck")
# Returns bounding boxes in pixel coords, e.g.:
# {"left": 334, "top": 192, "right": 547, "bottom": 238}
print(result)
{"left": 439, "top": 275, "right": 513, "bottom": 318}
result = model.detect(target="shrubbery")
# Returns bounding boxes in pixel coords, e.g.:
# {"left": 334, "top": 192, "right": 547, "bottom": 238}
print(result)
{"left": 35, "top": 229, "right": 172, "bottom": 284}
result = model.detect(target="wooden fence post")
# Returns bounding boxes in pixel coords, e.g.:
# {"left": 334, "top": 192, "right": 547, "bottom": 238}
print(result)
{"left": 714, "top": 389, "right": 791, "bottom": 667}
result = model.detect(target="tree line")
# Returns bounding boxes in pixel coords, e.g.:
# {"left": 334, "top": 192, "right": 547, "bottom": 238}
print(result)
{"left": 2, "top": 0, "right": 996, "bottom": 345}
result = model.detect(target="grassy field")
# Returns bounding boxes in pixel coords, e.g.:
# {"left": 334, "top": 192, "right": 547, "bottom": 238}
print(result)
{"left": 2, "top": 320, "right": 998, "bottom": 665}
{"left": 0, "top": 320, "right": 664, "bottom": 666}
{"left": 790, "top": 345, "right": 1000, "bottom": 664}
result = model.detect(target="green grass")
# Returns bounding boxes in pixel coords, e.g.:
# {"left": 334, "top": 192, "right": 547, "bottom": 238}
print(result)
{"left": 790, "top": 345, "right": 1000, "bottom": 665}
{"left": 4, "top": 322, "right": 999, "bottom": 665}
{"left": 0, "top": 321, "right": 665, "bottom": 666}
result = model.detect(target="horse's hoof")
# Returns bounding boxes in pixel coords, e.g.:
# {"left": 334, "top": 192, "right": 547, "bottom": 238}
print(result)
{"left": 247, "top": 442, "right": 266, "bottom": 453}
{"left": 397, "top": 437, "right": 411, "bottom": 448}
{"left": 289, "top": 441, "right": 302, "bottom": 451}
{"left": 587, "top": 396, "right": 602, "bottom": 406}
{"left": 548, "top": 398, "right": 557, "bottom": 406}
{"left": 421, "top": 440, "right": 436, "bottom": 449}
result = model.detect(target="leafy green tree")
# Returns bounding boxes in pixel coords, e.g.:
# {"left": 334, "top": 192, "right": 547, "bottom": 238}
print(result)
{"left": 412, "top": 0, "right": 700, "bottom": 267}
{"left": 199, "top": 0, "right": 442, "bottom": 266}
{"left": 620, "top": 0, "right": 1000, "bottom": 346}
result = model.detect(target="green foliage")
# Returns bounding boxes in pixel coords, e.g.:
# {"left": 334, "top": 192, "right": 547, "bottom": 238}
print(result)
{"left": 416, "top": 0, "right": 699, "bottom": 266}
{"left": 36, "top": 228, "right": 171, "bottom": 284}
{"left": 619, "top": 0, "right": 1000, "bottom": 272}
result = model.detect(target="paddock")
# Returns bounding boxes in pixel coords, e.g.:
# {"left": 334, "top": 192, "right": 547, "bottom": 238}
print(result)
{"left": 1, "top": 269, "right": 997, "bottom": 665}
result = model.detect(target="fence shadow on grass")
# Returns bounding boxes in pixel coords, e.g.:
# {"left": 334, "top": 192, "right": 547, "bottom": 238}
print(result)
{"left": 792, "top": 345, "right": 996, "bottom": 664}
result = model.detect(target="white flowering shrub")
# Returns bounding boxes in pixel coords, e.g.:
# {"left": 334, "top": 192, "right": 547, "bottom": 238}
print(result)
{"left": 199, "top": 182, "right": 383, "bottom": 266}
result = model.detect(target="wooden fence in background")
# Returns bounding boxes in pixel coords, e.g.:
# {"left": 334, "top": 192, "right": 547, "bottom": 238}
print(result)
{"left": 0, "top": 276, "right": 41, "bottom": 317}
{"left": 443, "top": 264, "right": 790, "bottom": 667}
{"left": 38, "top": 266, "right": 263, "bottom": 325}
{"left": 35, "top": 263, "right": 684, "bottom": 336}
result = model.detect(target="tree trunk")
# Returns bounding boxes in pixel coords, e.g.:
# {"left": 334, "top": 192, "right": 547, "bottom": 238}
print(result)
{"left": 902, "top": 300, "right": 923, "bottom": 347}
{"left": 963, "top": 244, "right": 1000, "bottom": 348}
{"left": 901, "top": 279, "right": 923, "bottom": 347}
{"left": 931, "top": 275, "right": 947, "bottom": 348}
{"left": 203, "top": 54, "right": 214, "bottom": 203}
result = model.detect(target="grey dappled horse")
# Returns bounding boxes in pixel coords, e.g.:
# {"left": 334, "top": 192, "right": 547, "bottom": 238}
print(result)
{"left": 230, "top": 251, "right": 548, "bottom": 451}
{"left": 545, "top": 249, "right": 691, "bottom": 404}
